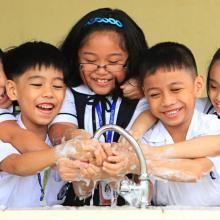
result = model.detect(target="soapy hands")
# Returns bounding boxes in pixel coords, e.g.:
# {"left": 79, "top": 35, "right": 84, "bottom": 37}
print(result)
{"left": 56, "top": 137, "right": 107, "bottom": 166}
{"left": 102, "top": 142, "right": 138, "bottom": 177}
{"left": 56, "top": 138, "right": 137, "bottom": 182}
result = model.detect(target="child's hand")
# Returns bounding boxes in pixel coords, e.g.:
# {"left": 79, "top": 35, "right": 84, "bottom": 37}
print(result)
{"left": 118, "top": 129, "right": 141, "bottom": 152}
{"left": 101, "top": 142, "right": 114, "bottom": 157}
{"left": 56, "top": 158, "right": 88, "bottom": 182}
{"left": 120, "top": 78, "right": 144, "bottom": 100}
{"left": 56, "top": 138, "right": 107, "bottom": 166}
{"left": 102, "top": 150, "right": 136, "bottom": 177}
{"left": 80, "top": 163, "right": 103, "bottom": 180}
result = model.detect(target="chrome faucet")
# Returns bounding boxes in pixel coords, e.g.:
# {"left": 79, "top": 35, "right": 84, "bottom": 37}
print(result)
{"left": 94, "top": 124, "right": 150, "bottom": 208}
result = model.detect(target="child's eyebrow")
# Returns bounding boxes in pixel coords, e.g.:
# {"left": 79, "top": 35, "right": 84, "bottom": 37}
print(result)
{"left": 143, "top": 86, "right": 160, "bottom": 93}
{"left": 145, "top": 82, "right": 183, "bottom": 92}
{"left": 81, "top": 52, "right": 124, "bottom": 57}
{"left": 80, "top": 52, "right": 96, "bottom": 56}
{"left": 52, "top": 77, "right": 64, "bottom": 81}
{"left": 27, "top": 75, "right": 64, "bottom": 81}
{"left": 209, "top": 78, "right": 218, "bottom": 83}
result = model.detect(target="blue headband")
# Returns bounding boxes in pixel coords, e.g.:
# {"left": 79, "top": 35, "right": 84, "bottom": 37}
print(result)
{"left": 86, "top": 17, "right": 123, "bottom": 28}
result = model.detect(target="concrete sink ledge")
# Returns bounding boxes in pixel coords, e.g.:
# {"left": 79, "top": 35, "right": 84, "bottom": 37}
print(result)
{"left": 1, "top": 206, "right": 220, "bottom": 220}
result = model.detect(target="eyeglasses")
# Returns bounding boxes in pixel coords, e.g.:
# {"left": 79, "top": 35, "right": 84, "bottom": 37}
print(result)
{"left": 80, "top": 63, "right": 127, "bottom": 73}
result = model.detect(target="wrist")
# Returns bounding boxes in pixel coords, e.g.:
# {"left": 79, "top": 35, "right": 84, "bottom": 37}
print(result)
{"left": 73, "top": 181, "right": 94, "bottom": 198}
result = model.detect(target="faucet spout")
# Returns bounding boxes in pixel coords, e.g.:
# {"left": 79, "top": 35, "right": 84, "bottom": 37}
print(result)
{"left": 93, "top": 124, "right": 150, "bottom": 207}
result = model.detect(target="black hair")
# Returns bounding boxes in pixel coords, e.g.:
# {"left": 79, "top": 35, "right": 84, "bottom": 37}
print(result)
{"left": 206, "top": 48, "right": 220, "bottom": 93}
{"left": 0, "top": 49, "right": 3, "bottom": 60}
{"left": 139, "top": 42, "right": 197, "bottom": 87}
{"left": 3, "top": 41, "right": 69, "bottom": 84}
{"left": 60, "top": 8, "right": 148, "bottom": 88}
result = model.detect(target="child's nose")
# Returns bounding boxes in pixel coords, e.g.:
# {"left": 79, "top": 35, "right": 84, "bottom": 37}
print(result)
{"left": 42, "top": 85, "right": 53, "bottom": 98}
{"left": 96, "top": 64, "right": 109, "bottom": 74}
{"left": 161, "top": 92, "right": 176, "bottom": 106}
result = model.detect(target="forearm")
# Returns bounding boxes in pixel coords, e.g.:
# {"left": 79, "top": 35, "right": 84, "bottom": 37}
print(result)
{"left": 0, "top": 120, "right": 49, "bottom": 153}
{"left": 148, "top": 158, "right": 213, "bottom": 182}
{"left": 49, "top": 123, "right": 90, "bottom": 145}
{"left": 131, "top": 110, "right": 157, "bottom": 139}
{"left": 142, "top": 135, "right": 220, "bottom": 160}
{"left": 0, "top": 148, "right": 57, "bottom": 176}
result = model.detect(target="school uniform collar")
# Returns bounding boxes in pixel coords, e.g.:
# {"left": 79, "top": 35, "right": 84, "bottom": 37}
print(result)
{"left": 73, "top": 84, "right": 96, "bottom": 95}
{"left": 8, "top": 105, "right": 13, "bottom": 113}
{"left": 16, "top": 113, "right": 26, "bottom": 129}
{"left": 207, "top": 105, "right": 215, "bottom": 114}
{"left": 214, "top": 112, "right": 220, "bottom": 119}
{"left": 73, "top": 84, "right": 115, "bottom": 100}
{"left": 147, "top": 109, "right": 206, "bottom": 144}
{"left": 185, "top": 109, "right": 210, "bottom": 139}
{"left": 146, "top": 122, "right": 173, "bottom": 144}
{"left": 16, "top": 113, "right": 51, "bottom": 144}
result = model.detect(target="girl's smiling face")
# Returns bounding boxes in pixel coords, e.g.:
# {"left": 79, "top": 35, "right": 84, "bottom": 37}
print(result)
{"left": 208, "top": 60, "right": 220, "bottom": 115}
{"left": 78, "top": 31, "right": 128, "bottom": 95}
{"left": 0, "top": 61, "right": 12, "bottom": 109}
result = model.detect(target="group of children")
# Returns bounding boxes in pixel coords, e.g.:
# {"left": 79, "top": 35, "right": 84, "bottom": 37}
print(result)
{"left": 1, "top": 7, "right": 220, "bottom": 208}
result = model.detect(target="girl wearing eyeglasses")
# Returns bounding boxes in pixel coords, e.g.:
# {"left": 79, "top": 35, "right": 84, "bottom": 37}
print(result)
{"left": 49, "top": 8, "right": 153, "bottom": 206}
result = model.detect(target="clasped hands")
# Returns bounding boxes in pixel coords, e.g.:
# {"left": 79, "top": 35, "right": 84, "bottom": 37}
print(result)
{"left": 56, "top": 137, "right": 136, "bottom": 183}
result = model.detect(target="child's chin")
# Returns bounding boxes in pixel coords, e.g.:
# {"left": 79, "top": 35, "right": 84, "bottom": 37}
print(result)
{"left": 37, "top": 118, "right": 54, "bottom": 126}
{"left": 93, "top": 87, "right": 114, "bottom": 95}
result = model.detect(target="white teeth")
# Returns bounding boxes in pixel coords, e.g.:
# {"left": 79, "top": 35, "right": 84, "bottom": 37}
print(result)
{"left": 92, "top": 77, "right": 111, "bottom": 83}
{"left": 38, "top": 104, "right": 53, "bottom": 109}
{"left": 96, "top": 79, "right": 109, "bottom": 83}
{"left": 165, "top": 109, "right": 179, "bottom": 116}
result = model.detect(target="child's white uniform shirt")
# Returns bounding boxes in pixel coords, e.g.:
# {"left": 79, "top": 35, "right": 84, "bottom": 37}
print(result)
{"left": 141, "top": 110, "right": 220, "bottom": 206}
{"left": 0, "top": 106, "right": 15, "bottom": 122}
{"left": 0, "top": 114, "right": 65, "bottom": 208}
{"left": 196, "top": 97, "right": 215, "bottom": 114}
{"left": 52, "top": 85, "right": 149, "bottom": 138}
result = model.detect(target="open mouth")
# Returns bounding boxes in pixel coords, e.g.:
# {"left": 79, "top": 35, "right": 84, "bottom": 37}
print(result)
{"left": 36, "top": 103, "right": 55, "bottom": 114}
{"left": 91, "top": 77, "right": 114, "bottom": 87}
{"left": 93, "top": 77, "right": 113, "bottom": 83}
{"left": 163, "top": 108, "right": 181, "bottom": 118}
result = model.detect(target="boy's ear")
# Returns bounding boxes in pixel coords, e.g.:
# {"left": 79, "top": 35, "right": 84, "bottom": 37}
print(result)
{"left": 6, "top": 80, "right": 18, "bottom": 101}
{"left": 194, "top": 75, "right": 204, "bottom": 97}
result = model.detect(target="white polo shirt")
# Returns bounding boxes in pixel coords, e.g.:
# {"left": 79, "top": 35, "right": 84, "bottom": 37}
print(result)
{"left": 196, "top": 97, "right": 215, "bottom": 114}
{"left": 0, "top": 106, "right": 15, "bottom": 122}
{"left": 141, "top": 109, "right": 220, "bottom": 206}
{"left": 0, "top": 114, "right": 65, "bottom": 208}
{"left": 52, "top": 85, "right": 149, "bottom": 136}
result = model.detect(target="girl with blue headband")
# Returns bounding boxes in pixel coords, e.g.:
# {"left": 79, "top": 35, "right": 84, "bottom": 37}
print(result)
{"left": 49, "top": 8, "right": 151, "bottom": 206}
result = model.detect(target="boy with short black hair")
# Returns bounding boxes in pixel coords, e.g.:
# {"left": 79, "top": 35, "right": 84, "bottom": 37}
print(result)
{"left": 0, "top": 47, "right": 51, "bottom": 153}
{"left": 0, "top": 41, "right": 68, "bottom": 208}
{"left": 138, "top": 42, "right": 220, "bottom": 206}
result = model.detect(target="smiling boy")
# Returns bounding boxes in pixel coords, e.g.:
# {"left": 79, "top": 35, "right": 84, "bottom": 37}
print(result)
{"left": 138, "top": 42, "right": 220, "bottom": 206}
{"left": 0, "top": 42, "right": 67, "bottom": 208}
